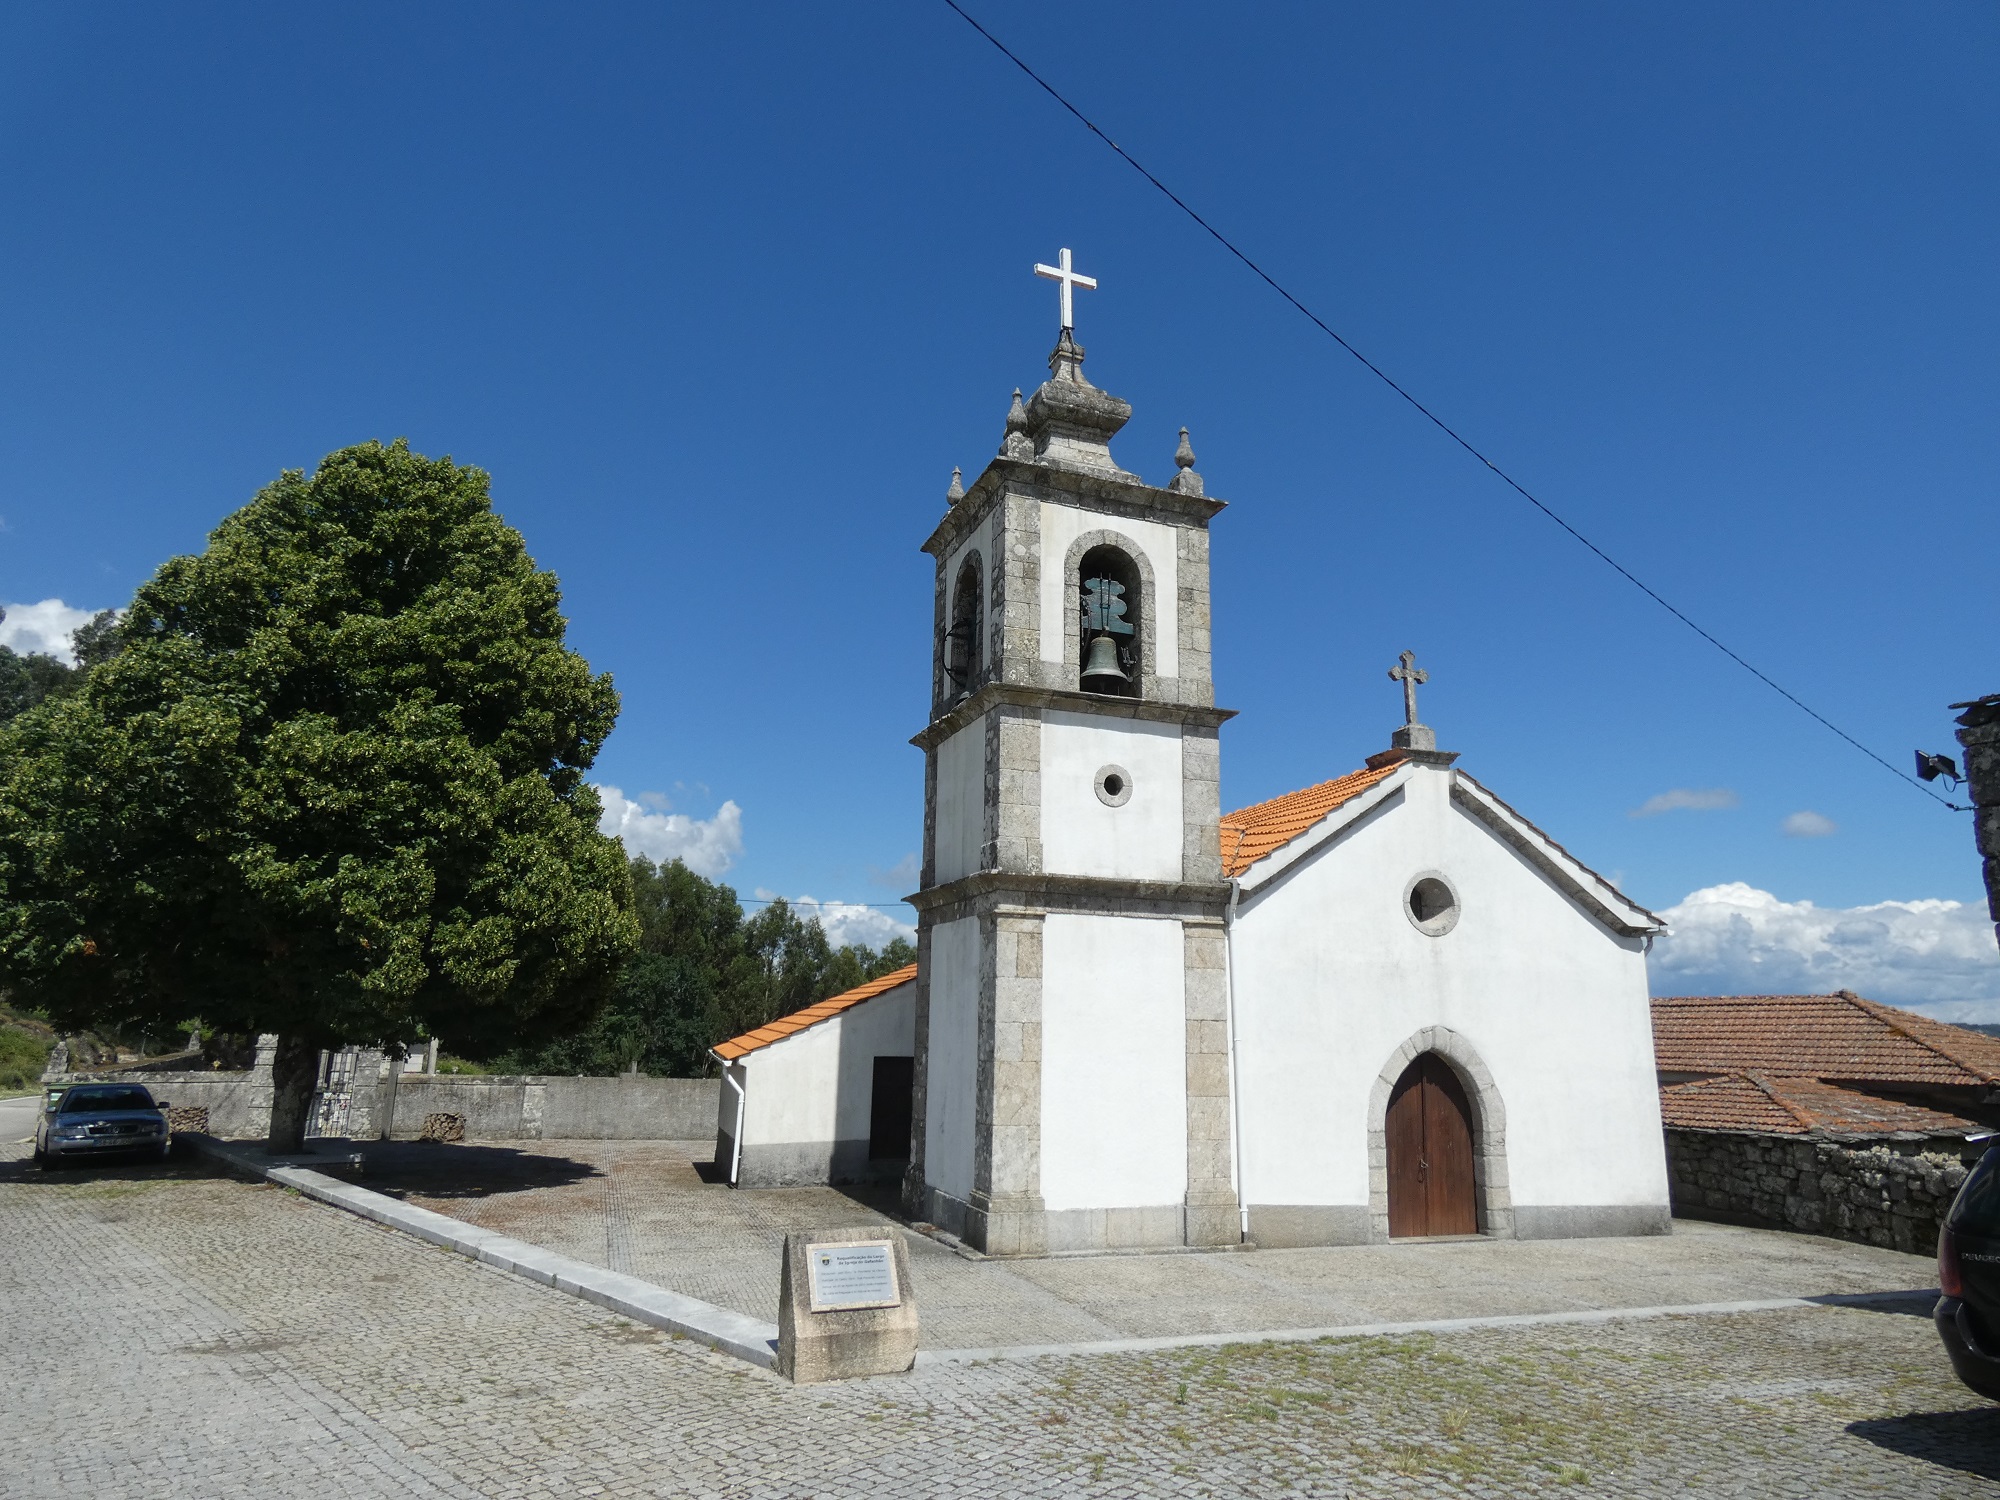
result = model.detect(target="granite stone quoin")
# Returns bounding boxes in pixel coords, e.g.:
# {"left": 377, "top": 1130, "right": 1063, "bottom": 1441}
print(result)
{"left": 1665, "top": 1129, "right": 1980, "bottom": 1257}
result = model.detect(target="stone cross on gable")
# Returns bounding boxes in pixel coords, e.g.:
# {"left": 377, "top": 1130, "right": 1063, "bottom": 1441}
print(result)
{"left": 1034, "top": 247, "right": 1097, "bottom": 332}
{"left": 1389, "top": 650, "right": 1427, "bottom": 727}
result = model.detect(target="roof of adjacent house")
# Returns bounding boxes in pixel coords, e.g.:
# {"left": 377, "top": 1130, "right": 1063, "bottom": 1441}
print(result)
{"left": 1219, "top": 763, "right": 1401, "bottom": 878}
{"left": 711, "top": 963, "right": 918, "bottom": 1063}
{"left": 1651, "top": 992, "right": 2000, "bottom": 1087}
{"left": 1659, "top": 1070, "right": 1983, "bottom": 1139}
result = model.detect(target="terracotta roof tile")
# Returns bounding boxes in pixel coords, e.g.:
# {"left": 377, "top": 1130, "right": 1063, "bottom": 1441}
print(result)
{"left": 1660, "top": 1071, "right": 1981, "bottom": 1139}
{"left": 712, "top": 964, "right": 917, "bottom": 1062}
{"left": 1651, "top": 992, "right": 2000, "bottom": 1086}
{"left": 1220, "top": 763, "right": 1401, "bottom": 877}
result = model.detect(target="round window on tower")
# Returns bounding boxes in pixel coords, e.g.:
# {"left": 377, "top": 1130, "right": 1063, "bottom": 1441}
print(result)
{"left": 1094, "top": 764, "right": 1133, "bottom": 808}
{"left": 1405, "top": 874, "right": 1460, "bottom": 937}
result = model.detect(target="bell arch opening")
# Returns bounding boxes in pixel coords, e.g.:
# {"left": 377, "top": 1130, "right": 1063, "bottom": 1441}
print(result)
{"left": 1076, "top": 543, "right": 1141, "bottom": 699}
{"left": 945, "top": 553, "right": 983, "bottom": 703}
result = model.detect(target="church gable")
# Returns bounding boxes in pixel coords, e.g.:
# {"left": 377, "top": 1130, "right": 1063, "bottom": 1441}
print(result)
{"left": 1223, "top": 758, "right": 1660, "bottom": 942}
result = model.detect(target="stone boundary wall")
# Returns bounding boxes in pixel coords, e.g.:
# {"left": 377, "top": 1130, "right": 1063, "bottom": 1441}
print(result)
{"left": 1666, "top": 1127, "right": 1981, "bottom": 1257}
{"left": 49, "top": 1064, "right": 718, "bottom": 1144}
{"left": 384, "top": 1075, "right": 719, "bottom": 1141}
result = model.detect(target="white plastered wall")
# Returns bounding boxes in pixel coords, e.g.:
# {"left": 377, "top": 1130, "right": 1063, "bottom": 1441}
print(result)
{"left": 933, "top": 722, "right": 984, "bottom": 884}
{"left": 1039, "top": 710, "right": 1184, "bottom": 881}
{"left": 1040, "top": 912, "right": 1188, "bottom": 1212}
{"left": 740, "top": 982, "right": 915, "bottom": 1149}
{"left": 1037, "top": 504, "right": 1178, "bottom": 678}
{"left": 924, "top": 916, "right": 981, "bottom": 1203}
{"left": 1231, "top": 764, "right": 1668, "bottom": 1215}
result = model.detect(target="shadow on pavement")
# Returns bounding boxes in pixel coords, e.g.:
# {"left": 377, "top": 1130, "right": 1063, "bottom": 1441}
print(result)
{"left": 0, "top": 1147, "right": 224, "bottom": 1186}
{"left": 1804, "top": 1290, "right": 1940, "bottom": 1320}
{"left": 1848, "top": 1406, "right": 2000, "bottom": 1479}
{"left": 326, "top": 1140, "right": 602, "bottom": 1200}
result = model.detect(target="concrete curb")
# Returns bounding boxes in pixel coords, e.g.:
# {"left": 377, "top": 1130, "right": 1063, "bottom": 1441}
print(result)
{"left": 187, "top": 1136, "right": 780, "bottom": 1370}
{"left": 912, "top": 1288, "right": 1940, "bottom": 1365}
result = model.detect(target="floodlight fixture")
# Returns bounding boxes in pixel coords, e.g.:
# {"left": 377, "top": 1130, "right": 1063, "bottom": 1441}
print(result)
{"left": 1916, "top": 750, "right": 1962, "bottom": 786}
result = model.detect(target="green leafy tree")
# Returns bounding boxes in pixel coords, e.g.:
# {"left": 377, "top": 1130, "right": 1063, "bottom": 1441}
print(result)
{"left": 0, "top": 440, "right": 639, "bottom": 1149}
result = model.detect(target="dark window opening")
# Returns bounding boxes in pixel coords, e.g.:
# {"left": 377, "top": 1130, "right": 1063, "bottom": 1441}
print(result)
{"left": 1410, "top": 878, "right": 1456, "bottom": 926}
{"left": 869, "top": 1056, "right": 915, "bottom": 1160}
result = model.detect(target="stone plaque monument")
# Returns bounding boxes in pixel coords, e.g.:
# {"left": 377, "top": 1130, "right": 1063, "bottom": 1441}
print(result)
{"left": 776, "top": 1226, "right": 918, "bottom": 1383}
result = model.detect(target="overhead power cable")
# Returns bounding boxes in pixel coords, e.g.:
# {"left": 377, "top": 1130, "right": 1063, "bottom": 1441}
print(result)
{"left": 941, "top": 0, "right": 1965, "bottom": 813}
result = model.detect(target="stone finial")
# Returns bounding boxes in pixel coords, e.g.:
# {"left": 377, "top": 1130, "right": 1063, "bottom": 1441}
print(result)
{"left": 1001, "top": 388, "right": 1033, "bottom": 460}
{"left": 1168, "top": 426, "right": 1204, "bottom": 496}
{"left": 945, "top": 467, "right": 964, "bottom": 505}
{"left": 1048, "top": 328, "right": 1087, "bottom": 385}
{"left": 1019, "top": 334, "right": 1135, "bottom": 478}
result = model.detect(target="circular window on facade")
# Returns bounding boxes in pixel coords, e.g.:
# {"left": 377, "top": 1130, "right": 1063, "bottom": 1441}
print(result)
{"left": 1405, "top": 874, "right": 1460, "bottom": 936}
{"left": 1094, "top": 764, "right": 1133, "bottom": 807}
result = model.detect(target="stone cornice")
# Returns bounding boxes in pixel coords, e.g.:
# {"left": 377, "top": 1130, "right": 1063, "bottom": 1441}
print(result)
{"left": 906, "top": 869, "right": 1232, "bottom": 917}
{"left": 923, "top": 458, "right": 1227, "bottom": 559}
{"left": 911, "top": 681, "right": 1235, "bottom": 752}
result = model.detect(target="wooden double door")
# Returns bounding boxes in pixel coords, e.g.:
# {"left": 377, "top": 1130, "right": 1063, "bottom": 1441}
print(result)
{"left": 1385, "top": 1053, "right": 1479, "bottom": 1238}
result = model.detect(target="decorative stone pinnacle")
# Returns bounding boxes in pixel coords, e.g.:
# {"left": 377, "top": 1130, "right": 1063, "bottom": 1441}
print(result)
{"left": 1168, "top": 426, "right": 1204, "bottom": 496}
{"left": 946, "top": 467, "right": 964, "bottom": 504}
{"left": 1001, "top": 388, "right": 1033, "bottom": 460}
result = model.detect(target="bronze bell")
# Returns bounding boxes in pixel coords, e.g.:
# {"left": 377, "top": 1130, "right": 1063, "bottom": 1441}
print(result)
{"left": 1081, "top": 633, "right": 1128, "bottom": 687}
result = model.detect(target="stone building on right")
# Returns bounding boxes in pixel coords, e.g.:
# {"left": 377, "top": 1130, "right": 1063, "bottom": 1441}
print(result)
{"left": 1651, "top": 990, "right": 2000, "bottom": 1254}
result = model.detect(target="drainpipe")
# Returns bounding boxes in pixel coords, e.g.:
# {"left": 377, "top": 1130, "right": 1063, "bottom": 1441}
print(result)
{"left": 712, "top": 1049, "right": 746, "bottom": 1187}
{"left": 1224, "top": 875, "right": 1249, "bottom": 1241}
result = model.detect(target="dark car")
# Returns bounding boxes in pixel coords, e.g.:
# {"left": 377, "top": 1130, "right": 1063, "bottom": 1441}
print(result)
{"left": 1937, "top": 1143, "right": 2000, "bottom": 1398}
{"left": 33, "top": 1083, "right": 172, "bottom": 1170}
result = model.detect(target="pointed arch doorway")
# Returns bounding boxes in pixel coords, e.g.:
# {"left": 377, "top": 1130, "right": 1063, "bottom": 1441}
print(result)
{"left": 1385, "top": 1053, "right": 1479, "bottom": 1238}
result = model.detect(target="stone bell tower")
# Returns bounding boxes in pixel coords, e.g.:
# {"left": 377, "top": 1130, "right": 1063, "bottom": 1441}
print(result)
{"left": 905, "top": 252, "right": 1237, "bottom": 1255}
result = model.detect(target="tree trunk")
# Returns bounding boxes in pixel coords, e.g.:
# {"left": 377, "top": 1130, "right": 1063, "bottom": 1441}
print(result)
{"left": 266, "top": 1033, "right": 320, "bottom": 1154}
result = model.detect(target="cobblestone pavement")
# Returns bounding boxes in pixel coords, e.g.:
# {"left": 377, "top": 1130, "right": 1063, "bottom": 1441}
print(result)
{"left": 339, "top": 1137, "right": 1940, "bottom": 1351}
{"left": 4, "top": 1142, "right": 1997, "bottom": 1497}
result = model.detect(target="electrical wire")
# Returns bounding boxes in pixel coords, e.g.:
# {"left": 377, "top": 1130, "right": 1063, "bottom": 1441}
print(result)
{"left": 940, "top": 0, "right": 1968, "bottom": 813}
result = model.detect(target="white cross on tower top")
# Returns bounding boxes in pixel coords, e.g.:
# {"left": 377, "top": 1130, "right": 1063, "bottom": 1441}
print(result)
{"left": 1034, "top": 247, "right": 1097, "bottom": 332}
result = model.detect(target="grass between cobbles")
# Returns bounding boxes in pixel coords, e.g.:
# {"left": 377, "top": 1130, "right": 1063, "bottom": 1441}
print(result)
{"left": 975, "top": 1311, "right": 1966, "bottom": 1495}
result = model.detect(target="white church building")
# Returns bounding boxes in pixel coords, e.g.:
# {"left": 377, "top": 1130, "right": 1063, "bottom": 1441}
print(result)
{"left": 714, "top": 255, "right": 1671, "bottom": 1254}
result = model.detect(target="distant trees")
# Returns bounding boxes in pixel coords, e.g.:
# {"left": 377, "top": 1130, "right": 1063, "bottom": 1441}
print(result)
{"left": 0, "top": 608, "right": 118, "bottom": 724}
{"left": 0, "top": 441, "right": 638, "bottom": 1151}
{"left": 492, "top": 855, "right": 914, "bottom": 1078}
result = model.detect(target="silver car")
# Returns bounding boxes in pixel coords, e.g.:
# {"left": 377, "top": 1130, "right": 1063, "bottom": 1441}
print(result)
{"left": 34, "top": 1082, "right": 172, "bottom": 1169}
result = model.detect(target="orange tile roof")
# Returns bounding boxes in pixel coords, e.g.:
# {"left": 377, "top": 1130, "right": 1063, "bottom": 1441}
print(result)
{"left": 1660, "top": 1071, "right": 1981, "bottom": 1139}
{"left": 1220, "top": 763, "right": 1402, "bottom": 877}
{"left": 1651, "top": 992, "right": 2000, "bottom": 1087}
{"left": 712, "top": 964, "right": 918, "bottom": 1062}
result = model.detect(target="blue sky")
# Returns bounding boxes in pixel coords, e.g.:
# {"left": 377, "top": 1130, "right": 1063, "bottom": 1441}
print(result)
{"left": 3, "top": 5, "right": 1997, "bottom": 1010}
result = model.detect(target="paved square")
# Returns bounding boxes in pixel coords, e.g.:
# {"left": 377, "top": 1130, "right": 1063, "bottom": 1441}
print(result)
{"left": 340, "top": 1135, "right": 1941, "bottom": 1352}
{"left": 5, "top": 1104, "right": 1997, "bottom": 1497}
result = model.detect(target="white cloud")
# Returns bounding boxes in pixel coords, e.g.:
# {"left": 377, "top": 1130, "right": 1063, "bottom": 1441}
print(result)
{"left": 1630, "top": 787, "right": 1739, "bottom": 818}
{"left": 0, "top": 598, "right": 99, "bottom": 665}
{"left": 1649, "top": 882, "right": 2000, "bottom": 1020}
{"left": 1781, "top": 810, "right": 1838, "bottom": 838}
{"left": 594, "top": 784, "right": 743, "bottom": 877}
{"left": 790, "top": 895, "right": 916, "bottom": 952}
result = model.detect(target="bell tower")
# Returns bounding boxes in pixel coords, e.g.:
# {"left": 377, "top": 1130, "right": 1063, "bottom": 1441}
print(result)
{"left": 905, "top": 253, "right": 1237, "bottom": 1255}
